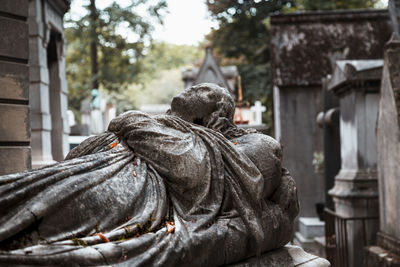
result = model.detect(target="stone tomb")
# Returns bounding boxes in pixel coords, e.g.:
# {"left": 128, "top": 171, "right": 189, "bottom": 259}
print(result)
{"left": 328, "top": 59, "right": 383, "bottom": 267}
{"left": 270, "top": 10, "right": 392, "bottom": 250}
{"left": 365, "top": 34, "right": 400, "bottom": 267}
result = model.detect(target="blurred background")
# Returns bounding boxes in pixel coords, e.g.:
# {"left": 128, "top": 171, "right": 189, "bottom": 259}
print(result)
{"left": 4, "top": 1, "right": 400, "bottom": 266}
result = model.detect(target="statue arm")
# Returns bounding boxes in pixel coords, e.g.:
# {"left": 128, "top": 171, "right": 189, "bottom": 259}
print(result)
{"left": 108, "top": 111, "right": 209, "bottom": 188}
{"left": 264, "top": 168, "right": 299, "bottom": 248}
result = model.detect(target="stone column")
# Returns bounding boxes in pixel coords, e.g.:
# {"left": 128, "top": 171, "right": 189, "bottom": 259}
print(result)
{"left": 365, "top": 35, "right": 400, "bottom": 267}
{"left": 28, "top": 0, "right": 70, "bottom": 167}
{"left": 29, "top": 0, "right": 54, "bottom": 167}
{"left": 328, "top": 60, "right": 382, "bottom": 267}
{"left": 0, "top": 0, "right": 31, "bottom": 175}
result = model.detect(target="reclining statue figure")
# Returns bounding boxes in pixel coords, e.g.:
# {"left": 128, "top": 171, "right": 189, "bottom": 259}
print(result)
{"left": 0, "top": 83, "right": 299, "bottom": 266}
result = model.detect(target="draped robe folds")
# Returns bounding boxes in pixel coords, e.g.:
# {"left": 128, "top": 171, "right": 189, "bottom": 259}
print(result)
{"left": 0, "top": 111, "right": 298, "bottom": 266}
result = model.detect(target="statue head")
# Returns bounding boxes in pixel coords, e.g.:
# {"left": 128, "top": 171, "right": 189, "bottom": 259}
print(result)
{"left": 169, "top": 83, "right": 238, "bottom": 136}
{"left": 169, "top": 83, "right": 235, "bottom": 125}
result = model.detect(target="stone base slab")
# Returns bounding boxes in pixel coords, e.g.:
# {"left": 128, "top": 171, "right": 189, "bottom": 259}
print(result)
{"left": 228, "top": 245, "right": 330, "bottom": 266}
{"left": 294, "top": 231, "right": 320, "bottom": 255}
{"left": 365, "top": 246, "right": 400, "bottom": 267}
{"left": 299, "top": 217, "right": 325, "bottom": 239}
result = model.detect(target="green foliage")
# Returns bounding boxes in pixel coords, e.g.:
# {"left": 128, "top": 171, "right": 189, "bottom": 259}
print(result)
{"left": 206, "top": 0, "right": 293, "bottom": 102}
{"left": 206, "top": 0, "right": 292, "bottom": 132}
{"left": 108, "top": 42, "right": 203, "bottom": 113}
{"left": 65, "top": 0, "right": 167, "bottom": 113}
{"left": 136, "top": 42, "right": 204, "bottom": 84}
{"left": 109, "top": 68, "right": 184, "bottom": 113}
{"left": 206, "top": 0, "right": 382, "bottom": 132}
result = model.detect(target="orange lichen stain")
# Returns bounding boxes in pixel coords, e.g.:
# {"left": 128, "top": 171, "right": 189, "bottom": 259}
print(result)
{"left": 132, "top": 161, "right": 137, "bottom": 165}
{"left": 110, "top": 141, "right": 118, "bottom": 149}
{"left": 94, "top": 232, "right": 110, "bottom": 243}
{"left": 133, "top": 170, "right": 137, "bottom": 177}
{"left": 166, "top": 222, "right": 175, "bottom": 234}
{"left": 232, "top": 142, "right": 238, "bottom": 145}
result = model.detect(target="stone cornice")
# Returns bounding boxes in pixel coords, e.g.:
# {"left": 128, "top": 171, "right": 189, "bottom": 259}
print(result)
{"left": 328, "top": 60, "right": 383, "bottom": 97}
{"left": 46, "top": 0, "right": 70, "bottom": 16}
{"left": 271, "top": 9, "right": 388, "bottom": 25}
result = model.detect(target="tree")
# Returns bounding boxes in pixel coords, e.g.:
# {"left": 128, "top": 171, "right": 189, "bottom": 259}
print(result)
{"left": 206, "top": 0, "right": 383, "bottom": 132}
{"left": 110, "top": 42, "right": 204, "bottom": 113}
{"left": 206, "top": 0, "right": 293, "bottom": 131}
{"left": 135, "top": 42, "right": 204, "bottom": 84}
{"left": 65, "top": 0, "right": 167, "bottom": 115}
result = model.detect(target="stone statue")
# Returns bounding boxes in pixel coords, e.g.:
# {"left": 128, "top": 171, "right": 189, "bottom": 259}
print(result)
{"left": 0, "top": 83, "right": 299, "bottom": 266}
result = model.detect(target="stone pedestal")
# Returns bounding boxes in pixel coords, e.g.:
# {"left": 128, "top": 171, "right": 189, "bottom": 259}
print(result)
{"left": 294, "top": 217, "right": 325, "bottom": 255}
{"left": 228, "top": 245, "right": 330, "bottom": 267}
{"left": 365, "top": 34, "right": 400, "bottom": 267}
{"left": 328, "top": 60, "right": 382, "bottom": 267}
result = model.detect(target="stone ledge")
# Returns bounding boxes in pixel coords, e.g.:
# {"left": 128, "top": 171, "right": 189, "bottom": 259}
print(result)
{"left": 365, "top": 246, "right": 400, "bottom": 267}
{"left": 228, "top": 245, "right": 330, "bottom": 267}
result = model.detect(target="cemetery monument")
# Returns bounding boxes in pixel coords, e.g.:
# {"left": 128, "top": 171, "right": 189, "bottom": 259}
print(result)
{"left": 0, "top": 84, "right": 329, "bottom": 266}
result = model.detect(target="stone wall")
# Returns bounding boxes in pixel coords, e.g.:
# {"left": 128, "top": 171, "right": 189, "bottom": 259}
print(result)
{"left": 0, "top": 0, "right": 31, "bottom": 175}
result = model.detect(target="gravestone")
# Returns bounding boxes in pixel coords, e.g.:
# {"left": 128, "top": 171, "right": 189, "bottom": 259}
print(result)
{"left": 79, "top": 100, "right": 91, "bottom": 136}
{"left": 250, "top": 101, "right": 266, "bottom": 125}
{"left": 0, "top": 0, "right": 31, "bottom": 175}
{"left": 270, "top": 10, "right": 392, "bottom": 237}
{"left": 365, "top": 35, "right": 400, "bottom": 267}
{"left": 29, "top": 0, "right": 70, "bottom": 166}
{"left": 328, "top": 59, "right": 383, "bottom": 267}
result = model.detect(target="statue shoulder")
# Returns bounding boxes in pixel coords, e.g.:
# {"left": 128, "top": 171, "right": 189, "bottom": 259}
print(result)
{"left": 232, "top": 133, "right": 282, "bottom": 198}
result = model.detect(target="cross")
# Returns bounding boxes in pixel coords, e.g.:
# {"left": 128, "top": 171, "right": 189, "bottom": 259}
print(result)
{"left": 250, "top": 101, "right": 266, "bottom": 125}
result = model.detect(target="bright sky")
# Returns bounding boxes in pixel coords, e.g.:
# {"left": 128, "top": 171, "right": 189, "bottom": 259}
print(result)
{"left": 152, "top": 0, "right": 218, "bottom": 45}
{"left": 69, "top": 0, "right": 217, "bottom": 45}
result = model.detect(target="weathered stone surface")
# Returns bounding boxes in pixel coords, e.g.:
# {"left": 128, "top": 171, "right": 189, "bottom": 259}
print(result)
{"left": 328, "top": 60, "right": 383, "bottom": 96}
{"left": 298, "top": 217, "right": 324, "bottom": 239}
{"left": 327, "top": 59, "right": 381, "bottom": 267}
{"left": 365, "top": 246, "right": 400, "bottom": 267}
{"left": 0, "top": 4, "right": 30, "bottom": 176}
{"left": 364, "top": 33, "right": 400, "bottom": 267}
{"left": 0, "top": 0, "right": 29, "bottom": 18}
{"left": 228, "top": 245, "right": 330, "bottom": 266}
{"left": 389, "top": 0, "right": 400, "bottom": 38}
{"left": 30, "top": 129, "right": 55, "bottom": 167}
{"left": 274, "top": 86, "right": 324, "bottom": 217}
{"left": 0, "top": 84, "right": 300, "bottom": 266}
{"left": 0, "top": 147, "right": 31, "bottom": 175}
{"left": 0, "top": 62, "right": 29, "bottom": 101}
{"left": 0, "top": 17, "right": 28, "bottom": 60}
{"left": 0, "top": 104, "right": 30, "bottom": 142}
{"left": 270, "top": 9, "right": 391, "bottom": 220}
{"left": 376, "top": 35, "right": 400, "bottom": 251}
{"left": 271, "top": 10, "right": 391, "bottom": 88}
{"left": 28, "top": 0, "right": 70, "bottom": 166}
